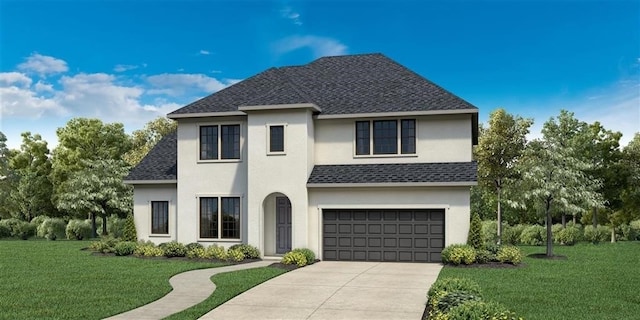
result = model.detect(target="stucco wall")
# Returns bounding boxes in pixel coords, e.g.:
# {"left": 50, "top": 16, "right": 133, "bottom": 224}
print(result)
{"left": 314, "top": 114, "right": 473, "bottom": 164}
{"left": 307, "top": 186, "right": 471, "bottom": 259}
{"left": 132, "top": 184, "right": 177, "bottom": 244}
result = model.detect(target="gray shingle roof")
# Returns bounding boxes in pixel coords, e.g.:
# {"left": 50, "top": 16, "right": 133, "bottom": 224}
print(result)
{"left": 169, "top": 53, "right": 477, "bottom": 116}
{"left": 125, "top": 131, "right": 177, "bottom": 181}
{"left": 307, "top": 162, "right": 477, "bottom": 185}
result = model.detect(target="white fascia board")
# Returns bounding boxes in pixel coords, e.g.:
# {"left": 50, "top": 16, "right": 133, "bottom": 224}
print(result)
{"left": 124, "top": 180, "right": 178, "bottom": 185}
{"left": 167, "top": 111, "right": 247, "bottom": 119}
{"left": 238, "top": 103, "right": 321, "bottom": 112}
{"left": 315, "top": 108, "right": 479, "bottom": 120}
{"left": 307, "top": 181, "right": 477, "bottom": 188}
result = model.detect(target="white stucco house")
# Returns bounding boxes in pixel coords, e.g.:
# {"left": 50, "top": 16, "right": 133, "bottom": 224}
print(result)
{"left": 125, "top": 53, "right": 478, "bottom": 262}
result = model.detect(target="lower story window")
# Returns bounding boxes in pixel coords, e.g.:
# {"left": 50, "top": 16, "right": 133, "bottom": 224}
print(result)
{"left": 200, "top": 197, "right": 241, "bottom": 239}
{"left": 151, "top": 201, "right": 169, "bottom": 234}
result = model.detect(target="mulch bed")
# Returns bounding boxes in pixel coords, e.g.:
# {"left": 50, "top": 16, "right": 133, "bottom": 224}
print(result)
{"left": 268, "top": 259, "right": 321, "bottom": 271}
{"left": 89, "top": 251, "right": 261, "bottom": 265}
{"left": 447, "top": 261, "right": 526, "bottom": 269}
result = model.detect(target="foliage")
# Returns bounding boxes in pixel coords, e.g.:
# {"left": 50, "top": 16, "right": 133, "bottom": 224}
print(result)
{"left": 0, "top": 222, "right": 10, "bottom": 238}
{"left": 0, "top": 131, "right": 19, "bottom": 219}
{"left": 428, "top": 277, "right": 483, "bottom": 300}
{"left": 496, "top": 245, "right": 523, "bottom": 265}
{"left": 467, "top": 212, "right": 483, "bottom": 249}
{"left": 30, "top": 215, "right": 49, "bottom": 228}
{"left": 282, "top": 251, "right": 308, "bottom": 267}
{"left": 629, "top": 220, "right": 640, "bottom": 241}
{"left": 519, "top": 224, "right": 546, "bottom": 246}
{"left": 551, "top": 223, "right": 564, "bottom": 243}
{"left": 437, "top": 291, "right": 482, "bottom": 314}
{"left": 227, "top": 248, "right": 245, "bottom": 262}
{"left": 446, "top": 300, "right": 516, "bottom": 320}
{"left": 124, "top": 117, "right": 177, "bottom": 166}
{"left": 205, "top": 245, "right": 228, "bottom": 260}
{"left": 474, "top": 250, "right": 495, "bottom": 264}
{"left": 122, "top": 214, "right": 137, "bottom": 241}
{"left": 0, "top": 218, "right": 27, "bottom": 238}
{"left": 134, "top": 242, "right": 165, "bottom": 257}
{"left": 88, "top": 237, "right": 120, "bottom": 253}
{"left": 502, "top": 224, "right": 525, "bottom": 245}
{"left": 114, "top": 241, "right": 138, "bottom": 256}
{"left": 481, "top": 220, "right": 499, "bottom": 246}
{"left": 291, "top": 248, "right": 315, "bottom": 263}
{"left": 36, "top": 217, "right": 67, "bottom": 240}
{"left": 441, "top": 244, "right": 477, "bottom": 265}
{"left": 228, "top": 243, "right": 261, "bottom": 259}
{"left": 557, "top": 225, "right": 582, "bottom": 245}
{"left": 620, "top": 134, "right": 640, "bottom": 220}
{"left": 583, "top": 225, "right": 611, "bottom": 244}
{"left": 98, "top": 215, "right": 125, "bottom": 238}
{"left": 160, "top": 241, "right": 187, "bottom": 257}
{"left": 65, "top": 219, "right": 92, "bottom": 240}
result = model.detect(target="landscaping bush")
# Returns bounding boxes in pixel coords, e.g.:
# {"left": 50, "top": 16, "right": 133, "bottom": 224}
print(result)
{"left": 630, "top": 220, "right": 640, "bottom": 241}
{"left": 228, "top": 244, "right": 261, "bottom": 259}
{"left": 66, "top": 219, "right": 92, "bottom": 240}
{"left": 441, "top": 244, "right": 476, "bottom": 265}
{"left": 0, "top": 223, "right": 10, "bottom": 238}
{"left": 134, "top": 241, "right": 164, "bottom": 257}
{"left": 502, "top": 224, "right": 525, "bottom": 245}
{"left": 520, "top": 224, "right": 546, "bottom": 246}
{"left": 496, "top": 245, "right": 523, "bottom": 265}
{"left": 292, "top": 248, "right": 315, "bottom": 263}
{"left": 467, "top": 212, "right": 483, "bottom": 249}
{"left": 557, "top": 225, "right": 582, "bottom": 245}
{"left": 446, "top": 300, "right": 517, "bottom": 320}
{"left": 36, "top": 218, "right": 66, "bottom": 240}
{"left": 427, "top": 277, "right": 482, "bottom": 300}
{"left": 121, "top": 214, "right": 137, "bottom": 241}
{"left": 160, "top": 241, "right": 186, "bottom": 257}
{"left": 30, "top": 215, "right": 49, "bottom": 229}
{"left": 114, "top": 241, "right": 137, "bottom": 256}
{"left": 185, "top": 243, "right": 205, "bottom": 258}
{"left": 205, "top": 245, "right": 228, "bottom": 260}
{"left": 89, "top": 237, "right": 120, "bottom": 253}
{"left": 282, "top": 251, "right": 307, "bottom": 267}
{"left": 481, "top": 220, "right": 498, "bottom": 246}
{"left": 437, "top": 291, "right": 482, "bottom": 313}
{"left": 0, "top": 218, "right": 34, "bottom": 239}
{"left": 618, "top": 223, "right": 637, "bottom": 241}
{"left": 584, "top": 225, "right": 611, "bottom": 244}
{"left": 552, "top": 224, "right": 564, "bottom": 244}
{"left": 227, "top": 248, "right": 245, "bottom": 262}
{"left": 474, "top": 249, "right": 495, "bottom": 264}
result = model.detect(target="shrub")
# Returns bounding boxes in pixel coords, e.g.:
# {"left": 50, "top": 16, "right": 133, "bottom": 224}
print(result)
{"left": 205, "top": 245, "right": 228, "bottom": 260}
{"left": 114, "top": 241, "right": 137, "bottom": 256}
{"left": 160, "top": 241, "right": 186, "bottom": 257}
{"left": 441, "top": 244, "right": 476, "bottom": 265}
{"left": 618, "top": 223, "right": 637, "bottom": 241}
{"left": 36, "top": 218, "right": 66, "bottom": 240}
{"left": 467, "top": 212, "right": 483, "bottom": 250}
{"left": 30, "top": 215, "right": 49, "bottom": 228}
{"left": 446, "top": 300, "right": 518, "bottom": 320}
{"left": 66, "top": 219, "right": 92, "bottom": 240}
{"left": 557, "top": 225, "right": 582, "bottom": 245}
{"left": 496, "top": 245, "right": 523, "bottom": 265}
{"left": 428, "top": 277, "right": 482, "bottom": 300}
{"left": 185, "top": 243, "right": 205, "bottom": 258}
{"left": 89, "top": 237, "right": 120, "bottom": 253}
{"left": 228, "top": 244, "right": 261, "bottom": 259}
{"left": 121, "top": 214, "right": 137, "bottom": 241}
{"left": 291, "top": 248, "right": 315, "bottom": 264}
{"left": 282, "top": 251, "right": 307, "bottom": 267}
{"left": 0, "top": 218, "right": 34, "bottom": 239}
{"left": 584, "top": 225, "right": 611, "bottom": 244}
{"left": 134, "top": 242, "right": 164, "bottom": 257}
{"left": 474, "top": 249, "right": 495, "bottom": 264}
{"left": 437, "top": 291, "right": 482, "bottom": 313}
{"left": 228, "top": 248, "right": 245, "bottom": 262}
{"left": 502, "top": 224, "right": 525, "bottom": 245}
{"left": 520, "top": 224, "right": 546, "bottom": 246}
{"left": 481, "top": 220, "right": 498, "bottom": 247}
{"left": 0, "top": 223, "right": 10, "bottom": 238}
{"left": 552, "top": 224, "right": 564, "bottom": 244}
{"left": 630, "top": 220, "right": 640, "bottom": 240}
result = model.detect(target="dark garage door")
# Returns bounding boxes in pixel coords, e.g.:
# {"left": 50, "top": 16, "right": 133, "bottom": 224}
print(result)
{"left": 323, "top": 209, "right": 445, "bottom": 262}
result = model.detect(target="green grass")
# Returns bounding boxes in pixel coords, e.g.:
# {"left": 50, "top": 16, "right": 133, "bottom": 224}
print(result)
{"left": 438, "top": 242, "right": 640, "bottom": 320}
{"left": 0, "top": 240, "right": 225, "bottom": 320}
{"left": 165, "top": 266, "right": 288, "bottom": 320}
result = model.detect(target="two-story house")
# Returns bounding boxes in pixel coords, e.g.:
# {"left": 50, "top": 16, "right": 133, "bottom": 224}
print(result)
{"left": 125, "top": 53, "right": 478, "bottom": 263}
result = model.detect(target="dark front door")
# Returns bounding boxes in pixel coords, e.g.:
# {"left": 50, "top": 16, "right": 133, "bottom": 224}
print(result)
{"left": 276, "top": 197, "right": 292, "bottom": 254}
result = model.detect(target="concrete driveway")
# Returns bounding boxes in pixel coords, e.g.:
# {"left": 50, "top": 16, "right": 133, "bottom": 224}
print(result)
{"left": 200, "top": 261, "right": 442, "bottom": 320}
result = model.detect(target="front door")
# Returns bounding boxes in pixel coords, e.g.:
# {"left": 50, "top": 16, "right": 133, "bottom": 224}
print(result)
{"left": 276, "top": 197, "right": 292, "bottom": 254}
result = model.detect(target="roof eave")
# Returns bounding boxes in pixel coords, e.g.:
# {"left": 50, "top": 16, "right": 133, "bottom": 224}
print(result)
{"left": 239, "top": 103, "right": 321, "bottom": 112}
{"left": 167, "top": 111, "right": 247, "bottom": 119}
{"left": 124, "top": 179, "right": 178, "bottom": 185}
{"left": 315, "top": 108, "right": 478, "bottom": 120}
{"left": 307, "top": 181, "right": 477, "bottom": 188}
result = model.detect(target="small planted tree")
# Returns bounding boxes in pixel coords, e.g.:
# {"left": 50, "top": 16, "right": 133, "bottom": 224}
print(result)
{"left": 122, "top": 214, "right": 137, "bottom": 241}
{"left": 467, "top": 212, "right": 483, "bottom": 249}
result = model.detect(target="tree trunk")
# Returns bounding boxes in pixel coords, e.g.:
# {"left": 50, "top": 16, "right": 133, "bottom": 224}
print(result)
{"left": 592, "top": 207, "right": 598, "bottom": 228}
{"left": 91, "top": 213, "right": 97, "bottom": 238}
{"left": 102, "top": 215, "right": 108, "bottom": 236}
{"left": 561, "top": 213, "right": 566, "bottom": 228}
{"left": 611, "top": 226, "right": 616, "bottom": 243}
{"left": 497, "top": 186, "right": 502, "bottom": 245}
{"left": 546, "top": 200, "right": 553, "bottom": 257}
{"left": 573, "top": 215, "right": 576, "bottom": 224}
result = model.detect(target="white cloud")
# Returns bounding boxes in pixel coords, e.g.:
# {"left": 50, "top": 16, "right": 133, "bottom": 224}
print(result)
{"left": 0, "top": 84, "right": 65, "bottom": 118}
{"left": 34, "top": 81, "right": 54, "bottom": 92}
{"left": 199, "top": 50, "right": 210, "bottom": 55}
{"left": 146, "top": 73, "right": 230, "bottom": 96}
{"left": 0, "top": 72, "right": 32, "bottom": 87}
{"left": 281, "top": 6, "right": 302, "bottom": 25}
{"left": 274, "top": 35, "right": 348, "bottom": 58}
{"left": 17, "top": 53, "right": 68, "bottom": 76}
{"left": 113, "top": 64, "right": 139, "bottom": 72}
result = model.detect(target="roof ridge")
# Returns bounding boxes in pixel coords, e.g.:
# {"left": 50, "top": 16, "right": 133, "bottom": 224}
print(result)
{"left": 275, "top": 67, "right": 319, "bottom": 106}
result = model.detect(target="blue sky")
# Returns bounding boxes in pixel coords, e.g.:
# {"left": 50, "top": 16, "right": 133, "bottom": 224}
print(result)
{"left": 1, "top": 0, "right": 638, "bottom": 149}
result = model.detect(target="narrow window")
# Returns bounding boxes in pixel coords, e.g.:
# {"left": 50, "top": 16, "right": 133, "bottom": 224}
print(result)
{"left": 200, "top": 126, "right": 218, "bottom": 160}
{"left": 199, "top": 197, "right": 218, "bottom": 238}
{"left": 401, "top": 119, "right": 416, "bottom": 154}
{"left": 269, "top": 125, "right": 285, "bottom": 153}
{"left": 221, "top": 197, "right": 240, "bottom": 239}
{"left": 221, "top": 125, "right": 240, "bottom": 159}
{"left": 355, "top": 121, "right": 370, "bottom": 155}
{"left": 151, "top": 201, "right": 168, "bottom": 234}
{"left": 373, "top": 120, "right": 397, "bottom": 154}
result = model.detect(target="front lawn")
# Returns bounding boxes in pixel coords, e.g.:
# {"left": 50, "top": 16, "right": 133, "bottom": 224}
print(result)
{"left": 0, "top": 240, "right": 225, "bottom": 319}
{"left": 438, "top": 242, "right": 640, "bottom": 319}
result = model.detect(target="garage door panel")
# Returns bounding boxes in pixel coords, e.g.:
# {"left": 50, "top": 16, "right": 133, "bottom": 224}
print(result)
{"left": 323, "top": 209, "right": 445, "bottom": 263}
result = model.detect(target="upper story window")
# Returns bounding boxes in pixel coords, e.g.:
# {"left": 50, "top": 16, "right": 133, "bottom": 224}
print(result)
{"left": 268, "top": 125, "right": 285, "bottom": 154}
{"left": 355, "top": 119, "right": 416, "bottom": 156}
{"left": 200, "top": 124, "right": 241, "bottom": 160}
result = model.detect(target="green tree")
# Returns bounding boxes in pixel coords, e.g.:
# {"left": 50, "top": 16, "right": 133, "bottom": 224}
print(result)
{"left": 9, "top": 132, "right": 57, "bottom": 221}
{"left": 56, "top": 159, "right": 132, "bottom": 237}
{"left": 0, "top": 132, "right": 19, "bottom": 219}
{"left": 620, "top": 133, "right": 640, "bottom": 221}
{"left": 122, "top": 213, "right": 137, "bottom": 241}
{"left": 124, "top": 117, "right": 176, "bottom": 166}
{"left": 475, "top": 108, "right": 533, "bottom": 243}
{"left": 467, "top": 211, "right": 483, "bottom": 249}
{"left": 517, "top": 111, "right": 602, "bottom": 257}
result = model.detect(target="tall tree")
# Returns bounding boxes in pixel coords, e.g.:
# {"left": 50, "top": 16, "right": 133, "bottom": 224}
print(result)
{"left": 124, "top": 117, "right": 176, "bottom": 166}
{"left": 620, "top": 133, "right": 640, "bottom": 221}
{"left": 517, "top": 111, "right": 602, "bottom": 257}
{"left": 0, "top": 132, "right": 19, "bottom": 219}
{"left": 9, "top": 132, "right": 57, "bottom": 221}
{"left": 475, "top": 108, "right": 533, "bottom": 243}
{"left": 56, "top": 159, "right": 132, "bottom": 237}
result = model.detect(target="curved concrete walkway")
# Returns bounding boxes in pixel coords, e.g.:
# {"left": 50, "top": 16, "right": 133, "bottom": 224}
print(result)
{"left": 105, "top": 260, "right": 273, "bottom": 320}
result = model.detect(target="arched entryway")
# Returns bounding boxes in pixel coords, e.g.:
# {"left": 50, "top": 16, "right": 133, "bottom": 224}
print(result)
{"left": 262, "top": 192, "right": 292, "bottom": 256}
